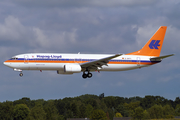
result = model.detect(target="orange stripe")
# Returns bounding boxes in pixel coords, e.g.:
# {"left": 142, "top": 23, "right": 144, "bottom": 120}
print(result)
{"left": 5, "top": 60, "right": 155, "bottom": 65}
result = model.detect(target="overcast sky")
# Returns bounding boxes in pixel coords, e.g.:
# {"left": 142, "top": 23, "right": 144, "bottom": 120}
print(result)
{"left": 0, "top": 0, "right": 180, "bottom": 102}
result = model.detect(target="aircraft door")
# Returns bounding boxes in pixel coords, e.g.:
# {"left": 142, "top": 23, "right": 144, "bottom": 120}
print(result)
{"left": 24, "top": 55, "right": 29, "bottom": 63}
{"left": 137, "top": 57, "right": 140, "bottom": 66}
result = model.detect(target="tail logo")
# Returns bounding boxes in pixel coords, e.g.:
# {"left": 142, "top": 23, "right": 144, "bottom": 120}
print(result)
{"left": 149, "top": 40, "right": 160, "bottom": 49}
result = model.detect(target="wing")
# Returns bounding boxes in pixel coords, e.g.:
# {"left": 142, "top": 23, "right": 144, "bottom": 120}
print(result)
{"left": 80, "top": 54, "right": 123, "bottom": 71}
{"left": 150, "top": 54, "right": 174, "bottom": 61}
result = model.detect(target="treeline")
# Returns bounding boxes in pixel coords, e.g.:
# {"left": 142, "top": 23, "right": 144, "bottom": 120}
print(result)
{"left": 0, "top": 94, "right": 180, "bottom": 120}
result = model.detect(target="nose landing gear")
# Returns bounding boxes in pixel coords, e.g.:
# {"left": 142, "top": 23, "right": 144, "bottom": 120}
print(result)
{"left": 19, "top": 72, "right": 23, "bottom": 77}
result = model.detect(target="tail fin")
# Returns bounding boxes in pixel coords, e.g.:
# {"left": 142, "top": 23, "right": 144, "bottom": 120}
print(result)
{"left": 126, "top": 26, "right": 167, "bottom": 56}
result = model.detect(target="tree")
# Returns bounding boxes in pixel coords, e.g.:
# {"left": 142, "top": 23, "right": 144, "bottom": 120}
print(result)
{"left": 71, "top": 102, "right": 79, "bottom": 118}
{"left": 79, "top": 104, "right": 86, "bottom": 118}
{"left": 13, "top": 97, "right": 32, "bottom": 108}
{"left": 114, "top": 112, "right": 123, "bottom": 117}
{"left": 124, "top": 101, "right": 140, "bottom": 111}
{"left": 175, "top": 97, "right": 180, "bottom": 106}
{"left": 13, "top": 104, "right": 30, "bottom": 120}
{"left": 140, "top": 95, "right": 155, "bottom": 109}
{"left": 124, "top": 102, "right": 140, "bottom": 117}
{"left": 44, "top": 100, "right": 59, "bottom": 120}
{"left": 148, "top": 104, "right": 164, "bottom": 119}
{"left": 58, "top": 115, "right": 65, "bottom": 120}
{"left": 114, "top": 97, "right": 125, "bottom": 106}
{"left": 103, "top": 96, "right": 116, "bottom": 109}
{"left": 55, "top": 99, "right": 66, "bottom": 115}
{"left": 106, "top": 112, "right": 110, "bottom": 120}
{"left": 99, "top": 93, "right": 104, "bottom": 100}
{"left": 28, "top": 103, "right": 46, "bottom": 120}
{"left": 107, "top": 108, "right": 115, "bottom": 120}
{"left": 163, "top": 104, "right": 174, "bottom": 118}
{"left": 116, "top": 104, "right": 129, "bottom": 117}
{"left": 99, "top": 101, "right": 107, "bottom": 112}
{"left": 0, "top": 101, "right": 14, "bottom": 120}
{"left": 175, "top": 104, "right": 180, "bottom": 116}
{"left": 79, "top": 94, "right": 99, "bottom": 101}
{"left": 65, "top": 109, "right": 73, "bottom": 119}
{"left": 85, "top": 104, "right": 93, "bottom": 118}
{"left": 85, "top": 98, "right": 98, "bottom": 109}
{"left": 132, "top": 107, "right": 144, "bottom": 120}
{"left": 143, "top": 110, "right": 150, "bottom": 119}
{"left": 90, "top": 109, "right": 107, "bottom": 120}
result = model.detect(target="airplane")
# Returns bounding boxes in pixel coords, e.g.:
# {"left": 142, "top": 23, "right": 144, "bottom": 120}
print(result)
{"left": 3, "top": 26, "right": 174, "bottom": 79}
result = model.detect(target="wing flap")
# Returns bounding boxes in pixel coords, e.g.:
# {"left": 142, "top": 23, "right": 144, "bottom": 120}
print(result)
{"left": 80, "top": 54, "right": 122, "bottom": 70}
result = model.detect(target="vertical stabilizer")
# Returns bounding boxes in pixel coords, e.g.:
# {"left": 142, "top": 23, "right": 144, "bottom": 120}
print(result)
{"left": 126, "top": 26, "right": 167, "bottom": 56}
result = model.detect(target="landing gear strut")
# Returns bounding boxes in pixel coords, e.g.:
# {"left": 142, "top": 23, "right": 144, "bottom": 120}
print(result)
{"left": 19, "top": 72, "right": 23, "bottom": 77}
{"left": 82, "top": 71, "right": 92, "bottom": 79}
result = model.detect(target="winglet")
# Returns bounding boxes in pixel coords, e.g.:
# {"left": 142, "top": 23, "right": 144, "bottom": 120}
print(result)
{"left": 126, "top": 26, "right": 167, "bottom": 56}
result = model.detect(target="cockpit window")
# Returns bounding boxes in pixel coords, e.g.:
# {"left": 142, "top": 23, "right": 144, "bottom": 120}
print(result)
{"left": 10, "top": 57, "right": 18, "bottom": 60}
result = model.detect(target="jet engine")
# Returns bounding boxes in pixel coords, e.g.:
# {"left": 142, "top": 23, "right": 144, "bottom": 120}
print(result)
{"left": 64, "top": 64, "right": 81, "bottom": 73}
{"left": 57, "top": 64, "right": 81, "bottom": 74}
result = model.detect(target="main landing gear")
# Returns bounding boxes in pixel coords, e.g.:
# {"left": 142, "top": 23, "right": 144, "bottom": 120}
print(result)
{"left": 82, "top": 71, "right": 92, "bottom": 79}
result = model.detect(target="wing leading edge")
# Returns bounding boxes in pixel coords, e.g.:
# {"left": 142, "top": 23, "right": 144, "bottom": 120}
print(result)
{"left": 80, "top": 54, "right": 123, "bottom": 71}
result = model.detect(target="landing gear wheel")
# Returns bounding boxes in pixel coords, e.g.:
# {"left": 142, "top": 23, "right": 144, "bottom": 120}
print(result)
{"left": 19, "top": 73, "right": 23, "bottom": 77}
{"left": 87, "top": 73, "right": 92, "bottom": 78}
{"left": 82, "top": 74, "right": 87, "bottom": 79}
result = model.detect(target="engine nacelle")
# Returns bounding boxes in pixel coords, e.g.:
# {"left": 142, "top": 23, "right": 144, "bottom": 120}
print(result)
{"left": 64, "top": 64, "right": 81, "bottom": 73}
{"left": 57, "top": 70, "right": 73, "bottom": 74}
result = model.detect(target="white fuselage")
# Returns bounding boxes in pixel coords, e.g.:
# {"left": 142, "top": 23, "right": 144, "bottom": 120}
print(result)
{"left": 3, "top": 53, "right": 160, "bottom": 73}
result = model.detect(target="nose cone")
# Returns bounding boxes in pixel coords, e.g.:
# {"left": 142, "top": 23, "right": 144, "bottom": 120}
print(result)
{"left": 3, "top": 61, "right": 7, "bottom": 65}
{"left": 4, "top": 61, "right": 7, "bottom": 65}
{"left": 3, "top": 61, "right": 11, "bottom": 67}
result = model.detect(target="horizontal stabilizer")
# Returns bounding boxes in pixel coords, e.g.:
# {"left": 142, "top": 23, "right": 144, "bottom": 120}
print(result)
{"left": 150, "top": 54, "right": 174, "bottom": 61}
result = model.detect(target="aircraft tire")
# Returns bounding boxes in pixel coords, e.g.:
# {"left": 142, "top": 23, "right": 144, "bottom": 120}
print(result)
{"left": 87, "top": 73, "right": 92, "bottom": 78}
{"left": 82, "top": 74, "right": 87, "bottom": 79}
{"left": 19, "top": 73, "right": 23, "bottom": 77}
